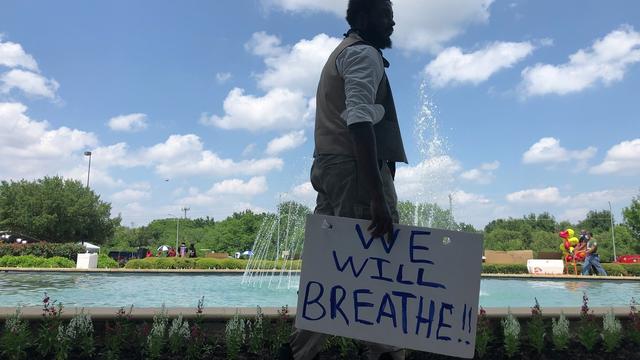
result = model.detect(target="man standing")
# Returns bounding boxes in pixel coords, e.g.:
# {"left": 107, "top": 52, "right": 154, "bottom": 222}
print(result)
{"left": 283, "top": 0, "right": 407, "bottom": 359}
{"left": 582, "top": 232, "right": 608, "bottom": 276}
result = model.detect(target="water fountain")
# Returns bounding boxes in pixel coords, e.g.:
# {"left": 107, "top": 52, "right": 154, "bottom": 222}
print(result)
{"left": 241, "top": 201, "right": 308, "bottom": 289}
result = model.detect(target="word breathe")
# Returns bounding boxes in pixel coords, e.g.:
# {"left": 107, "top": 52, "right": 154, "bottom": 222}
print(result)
{"left": 301, "top": 224, "right": 473, "bottom": 344}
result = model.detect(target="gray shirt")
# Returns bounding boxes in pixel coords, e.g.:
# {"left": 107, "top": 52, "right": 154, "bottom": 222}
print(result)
{"left": 335, "top": 44, "right": 386, "bottom": 126}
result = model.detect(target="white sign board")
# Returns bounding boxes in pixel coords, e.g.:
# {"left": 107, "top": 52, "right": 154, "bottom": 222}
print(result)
{"left": 295, "top": 215, "right": 483, "bottom": 359}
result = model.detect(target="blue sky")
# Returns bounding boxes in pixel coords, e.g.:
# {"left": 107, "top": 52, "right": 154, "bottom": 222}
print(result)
{"left": 1, "top": 0, "right": 639, "bottom": 228}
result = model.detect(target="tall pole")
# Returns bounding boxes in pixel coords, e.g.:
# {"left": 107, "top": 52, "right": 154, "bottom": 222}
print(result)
{"left": 176, "top": 216, "right": 180, "bottom": 250}
{"left": 181, "top": 206, "right": 190, "bottom": 219}
{"left": 84, "top": 151, "right": 92, "bottom": 188}
{"left": 609, "top": 201, "right": 617, "bottom": 262}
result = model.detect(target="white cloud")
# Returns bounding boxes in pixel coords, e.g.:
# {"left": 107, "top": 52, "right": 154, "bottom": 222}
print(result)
{"left": 216, "top": 72, "right": 232, "bottom": 84}
{"left": 0, "top": 102, "right": 97, "bottom": 179}
{"left": 289, "top": 181, "right": 316, "bottom": 204}
{"left": 506, "top": 187, "right": 568, "bottom": 205}
{"left": 108, "top": 113, "right": 148, "bottom": 132}
{"left": 1, "top": 69, "right": 59, "bottom": 99}
{"left": 451, "top": 190, "right": 491, "bottom": 204}
{"left": 394, "top": 156, "right": 462, "bottom": 200}
{"left": 265, "top": 130, "right": 307, "bottom": 155}
{"left": 460, "top": 161, "right": 499, "bottom": 184}
{"left": 590, "top": 139, "right": 640, "bottom": 175}
{"left": 251, "top": 33, "right": 341, "bottom": 96}
{"left": 264, "top": 0, "right": 494, "bottom": 53}
{"left": 111, "top": 188, "right": 151, "bottom": 203}
{"left": 521, "top": 25, "right": 640, "bottom": 96}
{"left": 523, "top": 137, "right": 597, "bottom": 165}
{"left": 210, "top": 176, "right": 268, "bottom": 196}
{"left": 202, "top": 87, "right": 309, "bottom": 131}
{"left": 425, "top": 41, "right": 534, "bottom": 87}
{"left": 245, "top": 31, "right": 285, "bottom": 57}
{"left": 175, "top": 177, "right": 269, "bottom": 210}
{"left": 0, "top": 40, "right": 38, "bottom": 71}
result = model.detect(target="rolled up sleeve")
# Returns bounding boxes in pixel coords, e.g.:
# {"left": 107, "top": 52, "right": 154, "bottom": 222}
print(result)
{"left": 336, "top": 45, "right": 385, "bottom": 126}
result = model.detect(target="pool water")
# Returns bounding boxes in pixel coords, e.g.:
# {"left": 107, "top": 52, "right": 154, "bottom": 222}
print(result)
{"left": 1, "top": 272, "right": 638, "bottom": 308}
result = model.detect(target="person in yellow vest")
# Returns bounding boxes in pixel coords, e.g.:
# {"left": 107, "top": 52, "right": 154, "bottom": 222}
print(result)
{"left": 281, "top": 0, "right": 407, "bottom": 359}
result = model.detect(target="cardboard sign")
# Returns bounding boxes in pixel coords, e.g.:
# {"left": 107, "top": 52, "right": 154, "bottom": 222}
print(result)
{"left": 295, "top": 214, "right": 483, "bottom": 359}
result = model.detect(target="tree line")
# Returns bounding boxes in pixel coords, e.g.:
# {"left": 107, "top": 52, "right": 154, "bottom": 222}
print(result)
{"left": 1, "top": 177, "right": 639, "bottom": 261}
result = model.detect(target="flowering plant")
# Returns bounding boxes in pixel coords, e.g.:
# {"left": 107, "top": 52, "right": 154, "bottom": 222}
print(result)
{"left": 147, "top": 304, "right": 168, "bottom": 359}
{"left": 474, "top": 307, "right": 492, "bottom": 358}
{"left": 225, "top": 310, "right": 246, "bottom": 360}
{"left": 36, "top": 292, "right": 64, "bottom": 358}
{"left": 247, "top": 305, "right": 265, "bottom": 354}
{"left": 629, "top": 298, "right": 640, "bottom": 346}
{"left": 527, "top": 298, "right": 545, "bottom": 354}
{"left": 57, "top": 309, "right": 94, "bottom": 359}
{"left": 501, "top": 310, "right": 520, "bottom": 358}
{"left": 551, "top": 312, "right": 570, "bottom": 351}
{"left": 577, "top": 293, "right": 600, "bottom": 351}
{"left": 0, "top": 308, "right": 31, "bottom": 360}
{"left": 602, "top": 308, "right": 622, "bottom": 352}
{"left": 168, "top": 314, "right": 190, "bottom": 355}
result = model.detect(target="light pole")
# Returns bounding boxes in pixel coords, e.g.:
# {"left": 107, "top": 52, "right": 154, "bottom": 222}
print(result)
{"left": 84, "top": 151, "right": 92, "bottom": 188}
{"left": 169, "top": 213, "right": 179, "bottom": 250}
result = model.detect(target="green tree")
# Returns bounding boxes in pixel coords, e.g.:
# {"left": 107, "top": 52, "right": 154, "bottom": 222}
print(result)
{"left": 0, "top": 177, "right": 119, "bottom": 244}
{"left": 577, "top": 209, "right": 612, "bottom": 234}
{"left": 594, "top": 225, "right": 639, "bottom": 262}
{"left": 530, "top": 230, "right": 559, "bottom": 253}
{"left": 622, "top": 194, "right": 640, "bottom": 240}
{"left": 484, "top": 229, "right": 526, "bottom": 250}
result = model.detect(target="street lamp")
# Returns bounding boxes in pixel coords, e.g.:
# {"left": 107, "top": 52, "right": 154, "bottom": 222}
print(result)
{"left": 168, "top": 213, "right": 179, "bottom": 250}
{"left": 84, "top": 151, "right": 92, "bottom": 188}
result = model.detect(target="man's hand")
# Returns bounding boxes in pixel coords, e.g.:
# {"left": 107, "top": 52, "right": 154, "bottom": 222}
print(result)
{"left": 369, "top": 194, "right": 394, "bottom": 243}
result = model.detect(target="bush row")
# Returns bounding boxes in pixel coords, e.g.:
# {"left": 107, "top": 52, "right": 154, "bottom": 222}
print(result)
{"left": 481, "top": 263, "right": 640, "bottom": 276}
{"left": 97, "top": 254, "right": 119, "bottom": 268}
{"left": 124, "top": 257, "right": 303, "bottom": 270}
{"left": 0, "top": 242, "right": 84, "bottom": 261}
{"left": 0, "top": 255, "right": 75, "bottom": 268}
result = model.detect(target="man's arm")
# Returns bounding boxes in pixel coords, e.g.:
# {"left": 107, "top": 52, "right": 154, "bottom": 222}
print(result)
{"left": 337, "top": 45, "right": 393, "bottom": 241}
{"left": 349, "top": 122, "right": 393, "bottom": 241}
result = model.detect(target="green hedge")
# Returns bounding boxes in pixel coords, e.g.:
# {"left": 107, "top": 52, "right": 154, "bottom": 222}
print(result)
{"left": 0, "top": 242, "right": 84, "bottom": 261}
{"left": 482, "top": 263, "right": 640, "bottom": 276}
{"left": 0, "top": 255, "right": 75, "bottom": 268}
{"left": 482, "top": 264, "right": 529, "bottom": 274}
{"left": 97, "top": 254, "right": 119, "bottom": 268}
{"left": 124, "top": 257, "right": 302, "bottom": 270}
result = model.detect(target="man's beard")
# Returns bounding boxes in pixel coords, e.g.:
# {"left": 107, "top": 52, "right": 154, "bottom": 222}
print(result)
{"left": 361, "top": 27, "right": 392, "bottom": 49}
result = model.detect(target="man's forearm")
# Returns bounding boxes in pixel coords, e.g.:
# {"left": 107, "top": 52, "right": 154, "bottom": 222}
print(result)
{"left": 348, "top": 122, "right": 384, "bottom": 201}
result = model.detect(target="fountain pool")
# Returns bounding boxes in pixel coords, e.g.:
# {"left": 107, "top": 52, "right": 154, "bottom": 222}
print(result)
{"left": 1, "top": 272, "right": 637, "bottom": 309}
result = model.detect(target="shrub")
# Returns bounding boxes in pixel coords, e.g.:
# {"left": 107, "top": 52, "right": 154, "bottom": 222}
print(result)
{"left": 0, "top": 243, "right": 84, "bottom": 260}
{"left": 167, "top": 315, "right": 190, "bottom": 356}
{"left": 624, "top": 264, "right": 640, "bottom": 276}
{"left": 98, "top": 254, "right": 119, "bottom": 268}
{"left": 474, "top": 307, "right": 492, "bottom": 358}
{"left": 58, "top": 310, "right": 94, "bottom": 359}
{"left": 124, "top": 257, "right": 302, "bottom": 270}
{"left": 527, "top": 299, "right": 545, "bottom": 354}
{"left": 0, "top": 255, "right": 74, "bottom": 268}
{"left": 551, "top": 312, "right": 570, "bottom": 351}
{"left": 0, "top": 308, "right": 31, "bottom": 360}
{"left": 629, "top": 298, "right": 640, "bottom": 346}
{"left": 501, "top": 311, "right": 520, "bottom": 358}
{"left": 225, "top": 310, "right": 246, "bottom": 360}
{"left": 577, "top": 293, "right": 600, "bottom": 351}
{"left": 147, "top": 305, "right": 168, "bottom": 359}
{"left": 601, "top": 263, "right": 627, "bottom": 276}
{"left": 247, "top": 306, "right": 265, "bottom": 355}
{"left": 482, "top": 264, "right": 529, "bottom": 274}
{"left": 602, "top": 308, "right": 622, "bottom": 352}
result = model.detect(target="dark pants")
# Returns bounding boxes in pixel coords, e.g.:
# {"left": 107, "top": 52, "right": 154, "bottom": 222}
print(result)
{"left": 289, "top": 155, "right": 404, "bottom": 360}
